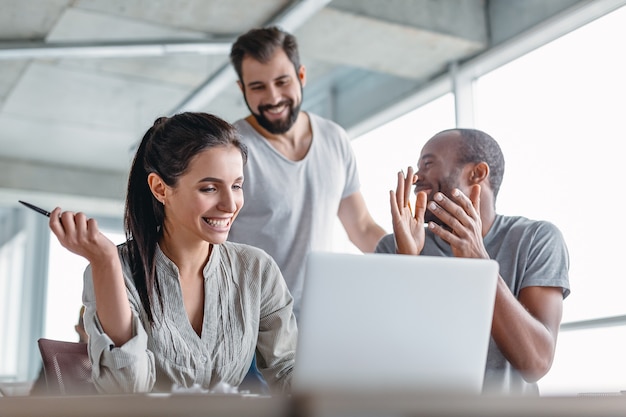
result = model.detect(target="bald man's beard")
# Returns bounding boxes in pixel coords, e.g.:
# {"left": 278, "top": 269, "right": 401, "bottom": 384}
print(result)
{"left": 423, "top": 170, "right": 462, "bottom": 229}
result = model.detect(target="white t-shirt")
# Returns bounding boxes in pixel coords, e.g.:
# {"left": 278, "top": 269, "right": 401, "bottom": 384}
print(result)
{"left": 228, "top": 113, "right": 360, "bottom": 317}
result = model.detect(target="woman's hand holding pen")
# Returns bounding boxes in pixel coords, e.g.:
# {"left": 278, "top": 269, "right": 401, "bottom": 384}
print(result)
{"left": 49, "top": 207, "right": 132, "bottom": 345}
{"left": 389, "top": 166, "right": 427, "bottom": 256}
{"left": 49, "top": 207, "right": 118, "bottom": 265}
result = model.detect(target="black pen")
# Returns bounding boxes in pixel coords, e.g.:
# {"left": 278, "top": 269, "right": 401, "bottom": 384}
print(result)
{"left": 18, "top": 200, "right": 52, "bottom": 217}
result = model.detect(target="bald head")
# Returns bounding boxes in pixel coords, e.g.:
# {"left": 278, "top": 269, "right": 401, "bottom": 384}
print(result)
{"left": 428, "top": 128, "right": 505, "bottom": 198}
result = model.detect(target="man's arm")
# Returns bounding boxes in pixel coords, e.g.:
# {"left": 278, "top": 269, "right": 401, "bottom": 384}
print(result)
{"left": 491, "top": 285, "right": 563, "bottom": 382}
{"left": 427, "top": 187, "right": 564, "bottom": 382}
{"left": 337, "top": 191, "right": 386, "bottom": 252}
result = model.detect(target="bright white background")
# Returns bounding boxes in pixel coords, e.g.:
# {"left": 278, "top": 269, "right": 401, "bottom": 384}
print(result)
{"left": 45, "top": 229, "right": 124, "bottom": 343}
{"left": 342, "top": 5, "right": 626, "bottom": 395}
{"left": 474, "top": 5, "right": 626, "bottom": 394}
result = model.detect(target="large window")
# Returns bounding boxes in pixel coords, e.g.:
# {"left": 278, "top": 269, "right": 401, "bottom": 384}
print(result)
{"left": 352, "top": 94, "right": 456, "bottom": 232}
{"left": 333, "top": 94, "right": 455, "bottom": 253}
{"left": 474, "top": 5, "right": 626, "bottom": 394}
{"left": 347, "top": 5, "right": 626, "bottom": 395}
{"left": 0, "top": 208, "right": 49, "bottom": 383}
{"left": 475, "top": 5, "right": 626, "bottom": 323}
{"left": 0, "top": 216, "right": 26, "bottom": 379}
{"left": 44, "top": 221, "right": 124, "bottom": 343}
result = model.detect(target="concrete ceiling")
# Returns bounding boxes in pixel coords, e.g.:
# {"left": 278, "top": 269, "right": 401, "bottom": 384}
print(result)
{"left": 0, "top": 0, "right": 591, "bottom": 214}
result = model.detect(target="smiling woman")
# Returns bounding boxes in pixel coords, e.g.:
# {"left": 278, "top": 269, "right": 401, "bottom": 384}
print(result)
{"left": 44, "top": 112, "right": 297, "bottom": 395}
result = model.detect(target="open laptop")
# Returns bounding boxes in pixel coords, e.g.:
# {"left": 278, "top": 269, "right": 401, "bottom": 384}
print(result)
{"left": 292, "top": 252, "right": 499, "bottom": 395}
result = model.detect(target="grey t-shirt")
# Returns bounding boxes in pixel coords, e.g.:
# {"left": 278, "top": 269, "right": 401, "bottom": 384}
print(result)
{"left": 228, "top": 113, "right": 360, "bottom": 318}
{"left": 375, "top": 214, "right": 570, "bottom": 395}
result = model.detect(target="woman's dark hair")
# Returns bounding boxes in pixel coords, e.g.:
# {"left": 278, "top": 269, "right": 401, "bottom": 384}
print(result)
{"left": 124, "top": 112, "right": 248, "bottom": 323}
{"left": 230, "top": 26, "right": 301, "bottom": 83}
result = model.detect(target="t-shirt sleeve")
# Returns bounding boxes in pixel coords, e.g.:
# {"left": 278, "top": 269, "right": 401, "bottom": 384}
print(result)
{"left": 375, "top": 233, "right": 397, "bottom": 254}
{"left": 520, "top": 220, "right": 571, "bottom": 298}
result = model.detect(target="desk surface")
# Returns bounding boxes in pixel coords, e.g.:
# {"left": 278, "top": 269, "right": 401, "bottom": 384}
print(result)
{"left": 2, "top": 392, "right": 626, "bottom": 417}
{"left": 0, "top": 393, "right": 285, "bottom": 417}
{"left": 296, "top": 392, "right": 626, "bottom": 417}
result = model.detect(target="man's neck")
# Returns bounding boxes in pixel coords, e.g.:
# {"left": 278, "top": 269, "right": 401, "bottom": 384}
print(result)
{"left": 246, "top": 112, "right": 312, "bottom": 161}
{"left": 479, "top": 193, "right": 497, "bottom": 237}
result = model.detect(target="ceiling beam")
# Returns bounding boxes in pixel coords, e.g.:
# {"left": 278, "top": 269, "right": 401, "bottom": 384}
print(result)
{"left": 172, "top": 0, "right": 333, "bottom": 113}
{"left": 0, "top": 39, "right": 233, "bottom": 60}
{"left": 0, "top": 0, "right": 333, "bottom": 113}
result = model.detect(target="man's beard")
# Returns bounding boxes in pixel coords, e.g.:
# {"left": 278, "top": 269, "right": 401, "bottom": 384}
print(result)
{"left": 424, "top": 205, "right": 453, "bottom": 232}
{"left": 422, "top": 171, "right": 461, "bottom": 228}
{"left": 244, "top": 84, "right": 304, "bottom": 134}
{"left": 424, "top": 204, "right": 439, "bottom": 225}
{"left": 252, "top": 99, "right": 301, "bottom": 134}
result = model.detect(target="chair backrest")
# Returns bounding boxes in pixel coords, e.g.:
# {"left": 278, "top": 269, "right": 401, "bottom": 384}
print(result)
{"left": 37, "top": 338, "right": 97, "bottom": 395}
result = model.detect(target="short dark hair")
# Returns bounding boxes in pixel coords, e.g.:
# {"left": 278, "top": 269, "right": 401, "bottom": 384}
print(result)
{"left": 125, "top": 112, "right": 247, "bottom": 323}
{"left": 229, "top": 26, "right": 301, "bottom": 82}
{"left": 443, "top": 128, "right": 505, "bottom": 198}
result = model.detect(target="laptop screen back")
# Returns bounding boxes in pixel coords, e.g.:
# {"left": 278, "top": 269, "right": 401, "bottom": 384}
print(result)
{"left": 292, "top": 252, "right": 499, "bottom": 394}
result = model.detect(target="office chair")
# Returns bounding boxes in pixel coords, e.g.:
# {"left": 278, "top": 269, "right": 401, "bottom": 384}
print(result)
{"left": 37, "top": 338, "right": 97, "bottom": 395}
